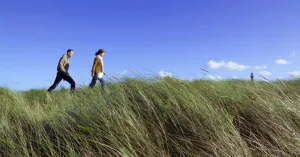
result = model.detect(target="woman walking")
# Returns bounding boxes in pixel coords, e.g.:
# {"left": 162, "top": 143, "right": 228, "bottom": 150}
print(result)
{"left": 89, "top": 49, "right": 106, "bottom": 89}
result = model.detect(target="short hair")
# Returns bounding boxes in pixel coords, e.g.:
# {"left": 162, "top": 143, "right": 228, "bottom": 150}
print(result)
{"left": 67, "top": 49, "right": 73, "bottom": 53}
{"left": 95, "top": 49, "right": 105, "bottom": 56}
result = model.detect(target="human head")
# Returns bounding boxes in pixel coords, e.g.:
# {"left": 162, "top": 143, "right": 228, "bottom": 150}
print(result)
{"left": 67, "top": 49, "right": 74, "bottom": 58}
{"left": 95, "top": 48, "right": 105, "bottom": 57}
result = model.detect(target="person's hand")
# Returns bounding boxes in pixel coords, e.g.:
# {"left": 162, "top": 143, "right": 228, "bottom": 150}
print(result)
{"left": 91, "top": 73, "right": 94, "bottom": 77}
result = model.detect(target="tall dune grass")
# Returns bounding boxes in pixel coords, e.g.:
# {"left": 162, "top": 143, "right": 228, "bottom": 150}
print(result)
{"left": 1, "top": 78, "right": 300, "bottom": 156}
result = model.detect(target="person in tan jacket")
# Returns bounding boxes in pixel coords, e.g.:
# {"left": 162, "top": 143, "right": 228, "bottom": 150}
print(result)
{"left": 89, "top": 49, "right": 106, "bottom": 89}
{"left": 48, "top": 49, "right": 76, "bottom": 91}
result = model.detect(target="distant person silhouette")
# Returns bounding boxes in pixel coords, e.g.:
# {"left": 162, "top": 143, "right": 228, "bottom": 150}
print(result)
{"left": 89, "top": 49, "right": 106, "bottom": 90}
{"left": 47, "top": 49, "right": 76, "bottom": 91}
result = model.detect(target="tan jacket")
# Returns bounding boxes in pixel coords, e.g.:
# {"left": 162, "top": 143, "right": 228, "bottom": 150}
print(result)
{"left": 57, "top": 54, "right": 70, "bottom": 74}
{"left": 91, "top": 56, "right": 103, "bottom": 74}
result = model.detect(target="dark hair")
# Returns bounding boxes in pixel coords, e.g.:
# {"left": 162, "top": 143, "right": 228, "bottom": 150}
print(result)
{"left": 95, "top": 49, "right": 105, "bottom": 56}
{"left": 67, "top": 49, "right": 73, "bottom": 53}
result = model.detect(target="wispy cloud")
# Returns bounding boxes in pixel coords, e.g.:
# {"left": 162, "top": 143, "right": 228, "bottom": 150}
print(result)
{"left": 276, "top": 59, "right": 289, "bottom": 65}
{"left": 255, "top": 65, "right": 268, "bottom": 70}
{"left": 291, "top": 50, "right": 296, "bottom": 56}
{"left": 208, "top": 60, "right": 250, "bottom": 71}
{"left": 288, "top": 71, "right": 300, "bottom": 78}
{"left": 158, "top": 70, "right": 172, "bottom": 78}
{"left": 206, "top": 75, "right": 222, "bottom": 81}
{"left": 259, "top": 70, "right": 272, "bottom": 77}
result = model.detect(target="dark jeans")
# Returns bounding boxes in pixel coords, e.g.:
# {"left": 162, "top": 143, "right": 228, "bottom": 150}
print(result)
{"left": 89, "top": 72, "right": 105, "bottom": 89}
{"left": 48, "top": 72, "right": 76, "bottom": 91}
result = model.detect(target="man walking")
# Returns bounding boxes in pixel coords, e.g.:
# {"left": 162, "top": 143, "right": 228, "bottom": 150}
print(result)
{"left": 48, "top": 49, "right": 76, "bottom": 91}
{"left": 89, "top": 48, "right": 106, "bottom": 89}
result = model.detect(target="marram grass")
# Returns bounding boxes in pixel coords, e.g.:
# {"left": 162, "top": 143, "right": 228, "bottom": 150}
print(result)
{"left": 1, "top": 78, "right": 300, "bottom": 157}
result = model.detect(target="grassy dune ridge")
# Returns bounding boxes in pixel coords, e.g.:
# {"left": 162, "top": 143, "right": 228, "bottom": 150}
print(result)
{"left": 1, "top": 77, "right": 300, "bottom": 157}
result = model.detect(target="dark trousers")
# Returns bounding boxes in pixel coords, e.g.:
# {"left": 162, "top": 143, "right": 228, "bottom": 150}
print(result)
{"left": 48, "top": 72, "right": 76, "bottom": 91}
{"left": 89, "top": 72, "right": 105, "bottom": 89}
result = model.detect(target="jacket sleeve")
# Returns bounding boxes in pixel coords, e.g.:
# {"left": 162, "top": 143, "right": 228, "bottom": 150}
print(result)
{"left": 91, "top": 57, "right": 99, "bottom": 74}
{"left": 59, "top": 55, "right": 67, "bottom": 74}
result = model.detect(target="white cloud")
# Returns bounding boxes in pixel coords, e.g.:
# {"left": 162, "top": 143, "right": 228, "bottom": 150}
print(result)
{"left": 187, "top": 78, "right": 195, "bottom": 81}
{"left": 158, "top": 70, "right": 172, "bottom": 78}
{"left": 276, "top": 59, "right": 289, "bottom": 65}
{"left": 232, "top": 76, "right": 238, "bottom": 79}
{"left": 288, "top": 71, "right": 300, "bottom": 78}
{"left": 259, "top": 71, "right": 272, "bottom": 76}
{"left": 206, "top": 75, "right": 222, "bottom": 81}
{"left": 208, "top": 60, "right": 250, "bottom": 71}
{"left": 116, "top": 70, "right": 127, "bottom": 76}
{"left": 255, "top": 65, "right": 268, "bottom": 70}
{"left": 277, "top": 76, "right": 284, "bottom": 80}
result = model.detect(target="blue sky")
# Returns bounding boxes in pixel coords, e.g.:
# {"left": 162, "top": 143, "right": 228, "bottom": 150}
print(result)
{"left": 1, "top": 0, "right": 300, "bottom": 90}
